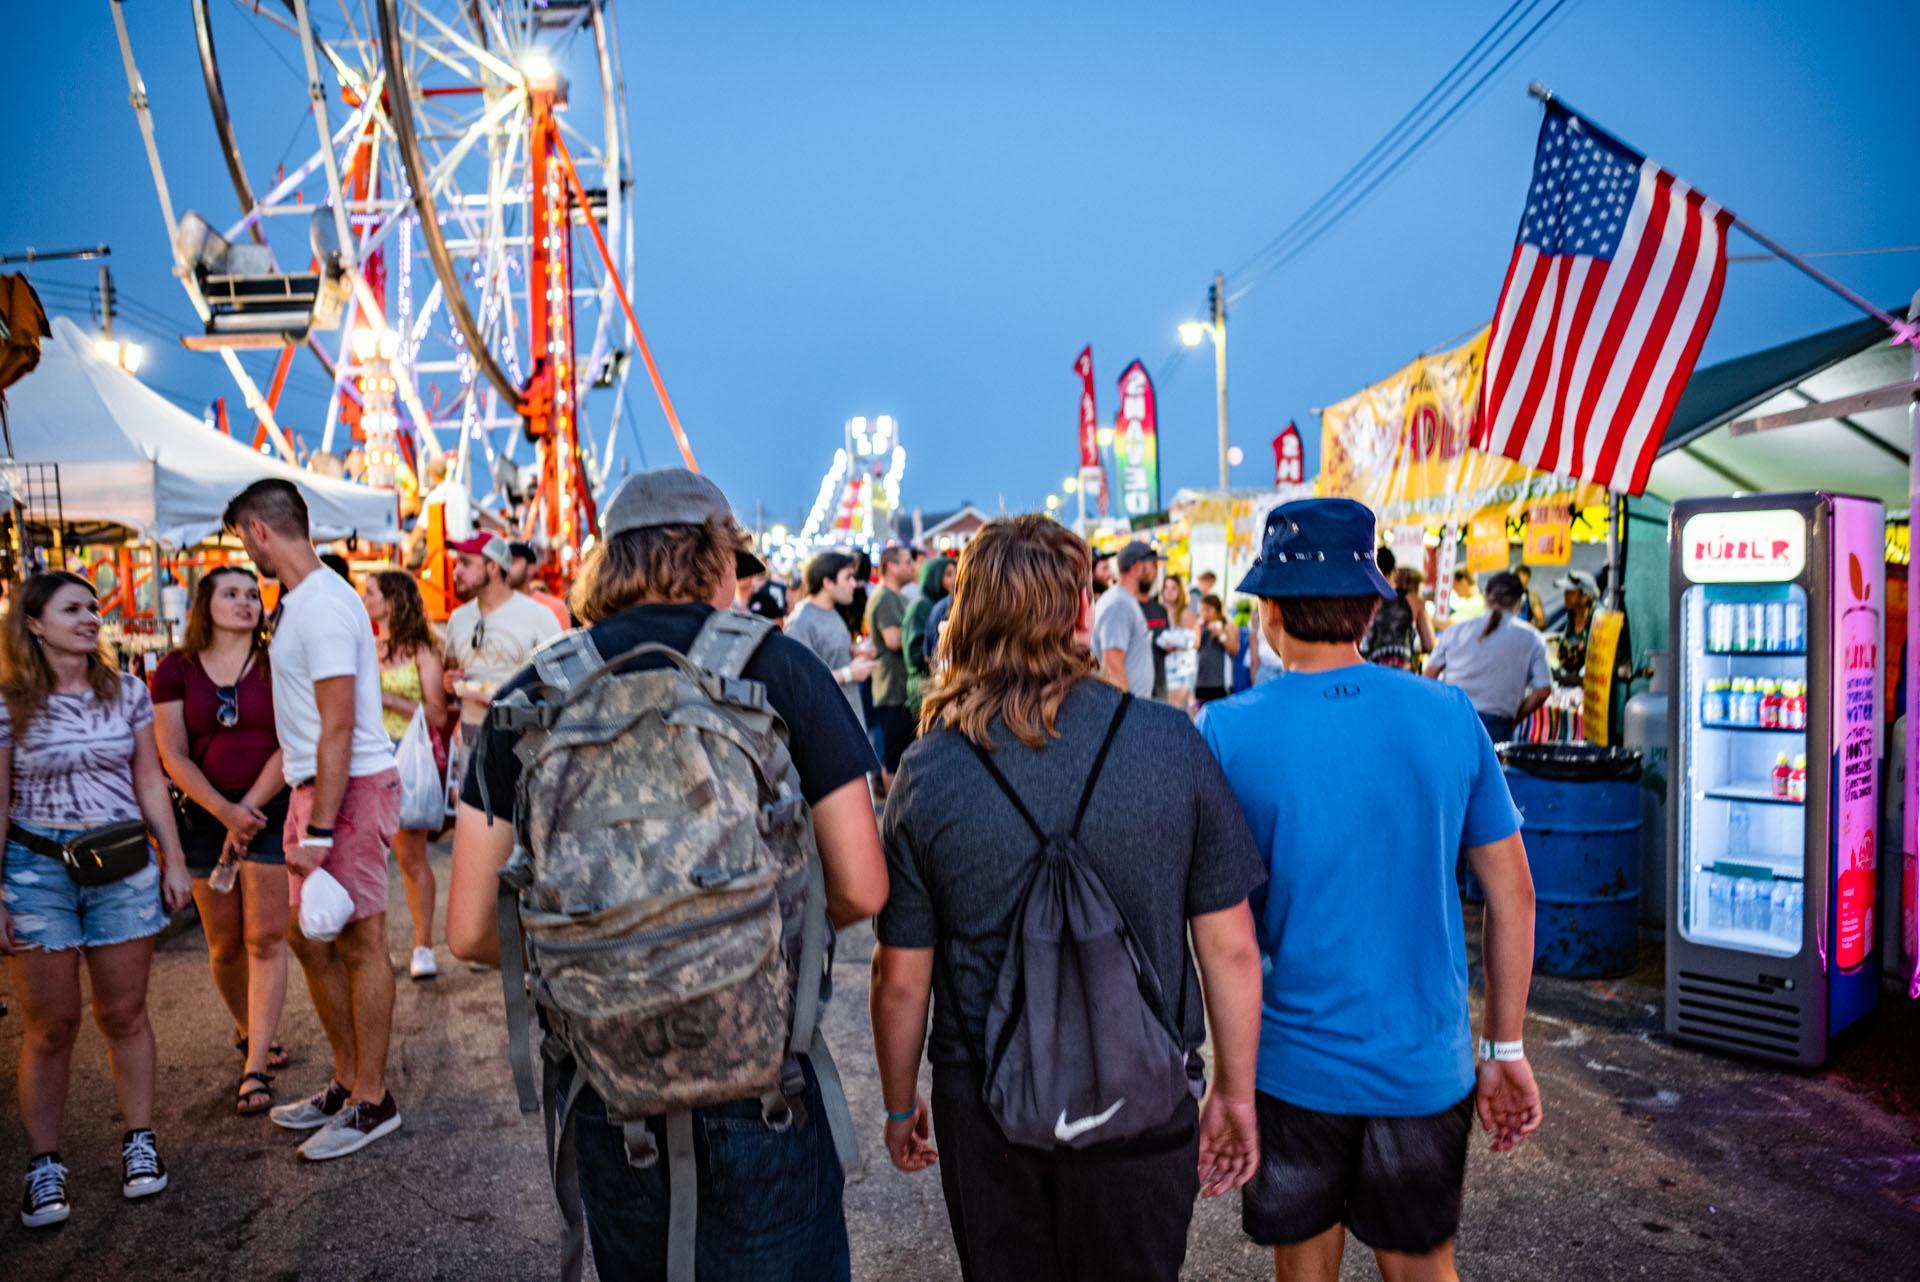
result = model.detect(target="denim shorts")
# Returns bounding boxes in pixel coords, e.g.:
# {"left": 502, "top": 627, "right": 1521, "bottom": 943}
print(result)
{"left": 1, "top": 824, "right": 165, "bottom": 952}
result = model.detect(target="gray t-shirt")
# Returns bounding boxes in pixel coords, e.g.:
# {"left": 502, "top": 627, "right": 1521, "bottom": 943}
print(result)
{"left": 786, "top": 601, "right": 864, "bottom": 728}
{"left": 877, "top": 680, "right": 1265, "bottom": 1067}
{"left": 1092, "top": 586, "right": 1154, "bottom": 698}
{"left": 1427, "top": 613, "right": 1552, "bottom": 719}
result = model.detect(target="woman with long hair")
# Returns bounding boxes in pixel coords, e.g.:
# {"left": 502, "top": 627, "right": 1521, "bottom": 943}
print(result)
{"left": 1, "top": 571, "right": 192, "bottom": 1228}
{"left": 1157, "top": 573, "right": 1197, "bottom": 710}
{"left": 869, "top": 516, "right": 1267, "bottom": 1281}
{"left": 361, "top": 570, "right": 447, "bottom": 980}
{"left": 1361, "top": 565, "right": 1437, "bottom": 670}
{"left": 152, "top": 567, "right": 291, "bottom": 1117}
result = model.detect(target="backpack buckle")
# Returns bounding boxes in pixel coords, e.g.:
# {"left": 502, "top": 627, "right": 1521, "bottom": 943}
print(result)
{"left": 758, "top": 796, "right": 804, "bottom": 834}
{"left": 709, "top": 675, "right": 764, "bottom": 710}
{"left": 490, "top": 702, "right": 552, "bottom": 734}
{"left": 688, "top": 865, "right": 738, "bottom": 890}
{"left": 621, "top": 1121, "right": 661, "bottom": 1170}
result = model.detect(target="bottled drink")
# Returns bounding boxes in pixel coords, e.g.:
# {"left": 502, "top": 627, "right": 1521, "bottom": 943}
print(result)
{"left": 1701, "top": 678, "right": 1727, "bottom": 725}
{"left": 1785, "top": 884, "right": 1804, "bottom": 943}
{"left": 1788, "top": 754, "right": 1807, "bottom": 804}
{"left": 1733, "top": 878, "right": 1757, "bottom": 932}
{"left": 1770, "top": 881, "right": 1792, "bottom": 943}
{"left": 1709, "top": 871, "right": 1734, "bottom": 930}
{"left": 1709, "top": 602, "right": 1730, "bottom": 651}
{"left": 1788, "top": 681, "right": 1807, "bottom": 730}
{"left": 1739, "top": 678, "right": 1761, "bottom": 725}
{"left": 1731, "top": 603, "right": 1749, "bottom": 653}
{"left": 1771, "top": 753, "right": 1792, "bottom": 799}
{"left": 208, "top": 848, "right": 240, "bottom": 895}
{"left": 1763, "top": 601, "right": 1784, "bottom": 652}
{"left": 1728, "top": 806, "right": 1751, "bottom": 857}
{"left": 1783, "top": 600, "right": 1805, "bottom": 652}
{"left": 1758, "top": 680, "right": 1780, "bottom": 729}
{"left": 1751, "top": 878, "right": 1772, "bottom": 936}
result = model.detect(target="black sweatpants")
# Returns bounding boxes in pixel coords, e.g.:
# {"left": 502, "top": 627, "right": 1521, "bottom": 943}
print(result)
{"left": 929, "top": 1063, "right": 1200, "bottom": 1282}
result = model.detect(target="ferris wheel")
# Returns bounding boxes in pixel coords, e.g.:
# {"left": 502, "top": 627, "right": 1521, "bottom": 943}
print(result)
{"left": 108, "top": 0, "right": 696, "bottom": 570}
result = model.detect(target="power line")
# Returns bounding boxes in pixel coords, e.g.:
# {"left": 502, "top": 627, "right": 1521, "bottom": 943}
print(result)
{"left": 1226, "top": 0, "right": 1578, "bottom": 307}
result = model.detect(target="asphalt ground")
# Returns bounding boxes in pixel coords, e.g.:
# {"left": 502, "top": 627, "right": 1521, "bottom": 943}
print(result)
{"left": 1, "top": 847, "right": 1916, "bottom": 1280}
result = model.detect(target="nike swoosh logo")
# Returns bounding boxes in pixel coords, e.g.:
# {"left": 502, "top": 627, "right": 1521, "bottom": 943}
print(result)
{"left": 1053, "top": 1098, "right": 1126, "bottom": 1143}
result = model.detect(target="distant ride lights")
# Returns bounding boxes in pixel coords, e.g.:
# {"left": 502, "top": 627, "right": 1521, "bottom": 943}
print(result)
{"left": 798, "top": 416, "right": 906, "bottom": 554}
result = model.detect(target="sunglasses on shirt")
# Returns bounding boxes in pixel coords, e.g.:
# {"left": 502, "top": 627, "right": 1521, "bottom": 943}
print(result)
{"left": 215, "top": 683, "right": 241, "bottom": 729}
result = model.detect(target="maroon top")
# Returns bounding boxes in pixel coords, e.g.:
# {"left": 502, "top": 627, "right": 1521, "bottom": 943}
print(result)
{"left": 150, "top": 650, "right": 282, "bottom": 797}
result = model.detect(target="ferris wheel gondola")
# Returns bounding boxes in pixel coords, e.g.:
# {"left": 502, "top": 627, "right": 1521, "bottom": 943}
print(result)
{"left": 109, "top": 0, "right": 685, "bottom": 570}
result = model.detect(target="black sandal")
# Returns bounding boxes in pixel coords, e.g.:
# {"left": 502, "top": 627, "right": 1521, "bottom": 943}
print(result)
{"left": 235, "top": 1037, "right": 291, "bottom": 1071}
{"left": 236, "top": 1071, "right": 275, "bottom": 1117}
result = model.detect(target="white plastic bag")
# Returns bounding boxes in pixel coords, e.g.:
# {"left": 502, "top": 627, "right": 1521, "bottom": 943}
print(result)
{"left": 298, "top": 867, "right": 354, "bottom": 941}
{"left": 395, "top": 706, "right": 445, "bottom": 832}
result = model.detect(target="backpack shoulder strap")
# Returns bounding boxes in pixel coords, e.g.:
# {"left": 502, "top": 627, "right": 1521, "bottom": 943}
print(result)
{"left": 964, "top": 735, "right": 1047, "bottom": 845}
{"left": 1069, "top": 694, "right": 1132, "bottom": 838}
{"left": 687, "top": 609, "right": 775, "bottom": 680}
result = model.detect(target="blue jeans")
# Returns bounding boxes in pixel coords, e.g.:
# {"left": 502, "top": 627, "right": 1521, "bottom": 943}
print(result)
{"left": 560, "top": 1057, "right": 850, "bottom": 1282}
{"left": 1477, "top": 712, "right": 1515, "bottom": 744}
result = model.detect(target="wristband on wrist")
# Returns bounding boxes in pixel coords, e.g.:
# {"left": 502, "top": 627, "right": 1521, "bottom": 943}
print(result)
{"left": 885, "top": 1105, "right": 916, "bottom": 1122}
{"left": 305, "top": 824, "right": 335, "bottom": 838}
{"left": 1478, "top": 1038, "right": 1525, "bottom": 1062}
{"left": 302, "top": 835, "right": 336, "bottom": 849}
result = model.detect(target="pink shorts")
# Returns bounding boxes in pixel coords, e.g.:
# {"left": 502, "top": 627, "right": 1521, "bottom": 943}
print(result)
{"left": 285, "top": 769, "right": 402, "bottom": 925}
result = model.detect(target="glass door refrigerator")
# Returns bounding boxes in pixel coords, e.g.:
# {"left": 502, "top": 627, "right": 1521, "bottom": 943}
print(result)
{"left": 1666, "top": 493, "right": 1884, "bottom": 1066}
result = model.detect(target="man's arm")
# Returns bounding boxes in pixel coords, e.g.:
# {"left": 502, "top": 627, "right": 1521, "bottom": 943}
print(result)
{"left": 1516, "top": 684, "right": 1551, "bottom": 721}
{"left": 1465, "top": 830, "right": 1542, "bottom": 1150}
{"left": 1100, "top": 648, "right": 1130, "bottom": 688}
{"left": 290, "top": 675, "right": 357, "bottom": 872}
{"left": 449, "top": 799, "right": 513, "bottom": 963}
{"left": 811, "top": 777, "right": 889, "bottom": 926}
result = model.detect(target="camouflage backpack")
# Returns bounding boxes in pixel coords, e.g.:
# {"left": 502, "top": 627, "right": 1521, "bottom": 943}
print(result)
{"left": 484, "top": 610, "right": 859, "bottom": 1282}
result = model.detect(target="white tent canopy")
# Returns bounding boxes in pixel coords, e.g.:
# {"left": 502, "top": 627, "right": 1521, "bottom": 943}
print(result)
{"left": 4, "top": 317, "right": 399, "bottom": 548}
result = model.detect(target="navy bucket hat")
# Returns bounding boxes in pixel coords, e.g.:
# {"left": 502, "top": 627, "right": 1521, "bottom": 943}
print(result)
{"left": 1235, "top": 498, "right": 1396, "bottom": 601}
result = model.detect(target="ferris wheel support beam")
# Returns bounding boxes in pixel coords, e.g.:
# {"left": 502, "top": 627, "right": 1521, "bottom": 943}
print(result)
{"left": 551, "top": 128, "right": 700, "bottom": 473}
{"left": 109, "top": 0, "right": 302, "bottom": 466}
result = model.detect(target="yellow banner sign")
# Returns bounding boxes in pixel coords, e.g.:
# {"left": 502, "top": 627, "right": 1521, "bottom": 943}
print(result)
{"left": 1466, "top": 516, "right": 1509, "bottom": 575}
{"left": 1317, "top": 328, "right": 1608, "bottom": 532}
{"left": 1583, "top": 609, "right": 1626, "bottom": 744}
{"left": 1523, "top": 504, "right": 1572, "bottom": 566}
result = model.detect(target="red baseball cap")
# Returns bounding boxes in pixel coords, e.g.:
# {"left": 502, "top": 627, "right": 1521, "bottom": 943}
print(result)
{"left": 449, "top": 532, "right": 512, "bottom": 571}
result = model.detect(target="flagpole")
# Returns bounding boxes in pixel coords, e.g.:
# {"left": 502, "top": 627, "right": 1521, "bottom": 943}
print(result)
{"left": 1526, "top": 83, "right": 1916, "bottom": 344}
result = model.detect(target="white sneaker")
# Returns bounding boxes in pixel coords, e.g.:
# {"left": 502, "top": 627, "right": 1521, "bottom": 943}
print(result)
{"left": 409, "top": 946, "right": 438, "bottom": 981}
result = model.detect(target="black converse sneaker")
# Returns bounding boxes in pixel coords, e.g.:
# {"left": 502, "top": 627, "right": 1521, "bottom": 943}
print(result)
{"left": 21, "top": 1152, "right": 70, "bottom": 1228}
{"left": 121, "top": 1129, "right": 168, "bottom": 1200}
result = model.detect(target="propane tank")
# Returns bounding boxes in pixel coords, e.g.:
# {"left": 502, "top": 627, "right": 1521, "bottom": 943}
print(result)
{"left": 1622, "top": 652, "right": 1669, "bottom": 932}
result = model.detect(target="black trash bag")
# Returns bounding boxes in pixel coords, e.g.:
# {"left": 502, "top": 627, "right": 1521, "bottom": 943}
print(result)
{"left": 1497, "top": 741, "right": 1642, "bottom": 783}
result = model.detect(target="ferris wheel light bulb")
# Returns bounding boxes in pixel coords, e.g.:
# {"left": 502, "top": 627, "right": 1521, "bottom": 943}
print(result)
{"left": 378, "top": 329, "right": 401, "bottom": 361}
{"left": 351, "top": 328, "right": 379, "bottom": 362}
{"left": 520, "top": 48, "right": 558, "bottom": 91}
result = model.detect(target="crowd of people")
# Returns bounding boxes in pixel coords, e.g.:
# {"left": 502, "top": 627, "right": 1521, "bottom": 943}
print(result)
{"left": 0, "top": 468, "right": 1549, "bottom": 1282}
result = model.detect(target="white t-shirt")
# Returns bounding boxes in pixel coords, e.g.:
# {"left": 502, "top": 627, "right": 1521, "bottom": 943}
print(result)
{"left": 446, "top": 592, "right": 564, "bottom": 725}
{"left": 426, "top": 478, "right": 474, "bottom": 540}
{"left": 270, "top": 566, "right": 399, "bottom": 783}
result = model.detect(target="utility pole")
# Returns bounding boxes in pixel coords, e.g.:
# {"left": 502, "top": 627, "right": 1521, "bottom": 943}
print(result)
{"left": 1212, "top": 269, "right": 1229, "bottom": 491}
{"left": 98, "top": 263, "right": 114, "bottom": 339}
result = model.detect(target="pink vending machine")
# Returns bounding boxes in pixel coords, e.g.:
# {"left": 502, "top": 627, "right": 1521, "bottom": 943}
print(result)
{"left": 1666, "top": 493, "right": 1884, "bottom": 1066}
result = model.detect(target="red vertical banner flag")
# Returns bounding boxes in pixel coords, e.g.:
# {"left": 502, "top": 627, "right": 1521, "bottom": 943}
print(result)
{"left": 1273, "top": 421, "right": 1304, "bottom": 486}
{"left": 1074, "top": 346, "right": 1108, "bottom": 515}
{"left": 1115, "top": 360, "right": 1160, "bottom": 518}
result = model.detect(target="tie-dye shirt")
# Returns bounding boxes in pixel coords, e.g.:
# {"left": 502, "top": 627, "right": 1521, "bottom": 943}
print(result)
{"left": 0, "top": 674, "right": 153, "bottom": 828}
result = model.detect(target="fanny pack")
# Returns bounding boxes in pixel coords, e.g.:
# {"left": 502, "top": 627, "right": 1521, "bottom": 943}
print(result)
{"left": 9, "top": 820, "right": 152, "bottom": 886}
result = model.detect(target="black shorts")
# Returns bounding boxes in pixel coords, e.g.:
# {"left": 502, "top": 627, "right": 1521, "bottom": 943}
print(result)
{"left": 1241, "top": 1091, "right": 1474, "bottom": 1255}
{"left": 178, "top": 790, "right": 289, "bottom": 875}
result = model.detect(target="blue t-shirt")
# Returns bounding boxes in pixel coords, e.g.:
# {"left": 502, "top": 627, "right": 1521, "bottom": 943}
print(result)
{"left": 1198, "top": 663, "right": 1520, "bottom": 1116}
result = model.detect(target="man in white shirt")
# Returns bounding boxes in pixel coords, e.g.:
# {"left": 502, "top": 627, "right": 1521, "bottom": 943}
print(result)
{"left": 1093, "top": 541, "right": 1158, "bottom": 698}
{"left": 222, "top": 479, "right": 403, "bottom": 1162}
{"left": 443, "top": 533, "right": 563, "bottom": 756}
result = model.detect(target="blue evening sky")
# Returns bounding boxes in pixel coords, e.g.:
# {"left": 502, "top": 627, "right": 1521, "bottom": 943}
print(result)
{"left": 5, "top": 2, "right": 1914, "bottom": 527}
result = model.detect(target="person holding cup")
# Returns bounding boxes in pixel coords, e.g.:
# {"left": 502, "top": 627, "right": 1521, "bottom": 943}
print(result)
{"left": 152, "top": 565, "right": 291, "bottom": 1116}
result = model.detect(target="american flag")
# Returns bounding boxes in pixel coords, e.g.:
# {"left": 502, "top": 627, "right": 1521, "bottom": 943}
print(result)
{"left": 1476, "top": 103, "right": 1732, "bottom": 495}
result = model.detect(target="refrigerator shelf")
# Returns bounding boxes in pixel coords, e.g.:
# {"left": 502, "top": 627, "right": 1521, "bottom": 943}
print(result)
{"left": 1697, "top": 721, "right": 1806, "bottom": 735}
{"left": 1701, "top": 648, "right": 1807, "bottom": 658}
{"left": 1693, "top": 860, "right": 1803, "bottom": 882}
{"left": 1687, "top": 923, "right": 1801, "bottom": 954}
{"left": 1702, "top": 786, "right": 1803, "bottom": 807}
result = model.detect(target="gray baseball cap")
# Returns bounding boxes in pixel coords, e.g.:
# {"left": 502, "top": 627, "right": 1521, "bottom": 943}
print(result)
{"left": 600, "top": 467, "right": 765, "bottom": 576}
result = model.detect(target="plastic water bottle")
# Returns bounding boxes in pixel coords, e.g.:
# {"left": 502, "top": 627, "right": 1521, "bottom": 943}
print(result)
{"left": 1728, "top": 806, "right": 1751, "bottom": 858}
{"left": 1709, "top": 872, "right": 1734, "bottom": 930}
{"left": 1770, "top": 881, "right": 1792, "bottom": 943}
{"left": 1783, "top": 600, "right": 1805, "bottom": 652}
{"left": 208, "top": 848, "right": 240, "bottom": 895}
{"left": 1733, "top": 878, "right": 1757, "bottom": 932}
{"left": 1785, "top": 884, "right": 1804, "bottom": 943}
{"left": 1751, "top": 879, "right": 1771, "bottom": 936}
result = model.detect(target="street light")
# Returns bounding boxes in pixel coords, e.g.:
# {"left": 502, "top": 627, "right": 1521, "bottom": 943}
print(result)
{"left": 1045, "top": 494, "right": 1061, "bottom": 512}
{"left": 1095, "top": 426, "right": 1114, "bottom": 449}
{"left": 1062, "top": 476, "right": 1079, "bottom": 494}
{"left": 94, "top": 337, "right": 144, "bottom": 374}
{"left": 1178, "top": 270, "right": 1230, "bottom": 490}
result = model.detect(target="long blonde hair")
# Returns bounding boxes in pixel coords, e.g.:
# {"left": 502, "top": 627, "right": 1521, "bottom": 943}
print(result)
{"left": 2, "top": 571, "right": 120, "bottom": 735}
{"left": 918, "top": 515, "right": 1091, "bottom": 750}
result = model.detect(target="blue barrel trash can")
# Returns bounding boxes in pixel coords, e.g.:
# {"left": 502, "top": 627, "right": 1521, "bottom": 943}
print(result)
{"left": 1497, "top": 742, "right": 1643, "bottom": 979}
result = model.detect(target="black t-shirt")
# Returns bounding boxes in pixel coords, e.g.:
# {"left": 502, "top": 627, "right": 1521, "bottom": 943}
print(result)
{"left": 1140, "top": 598, "right": 1170, "bottom": 700}
{"left": 461, "top": 602, "right": 877, "bottom": 819}
{"left": 876, "top": 680, "right": 1265, "bottom": 1067}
